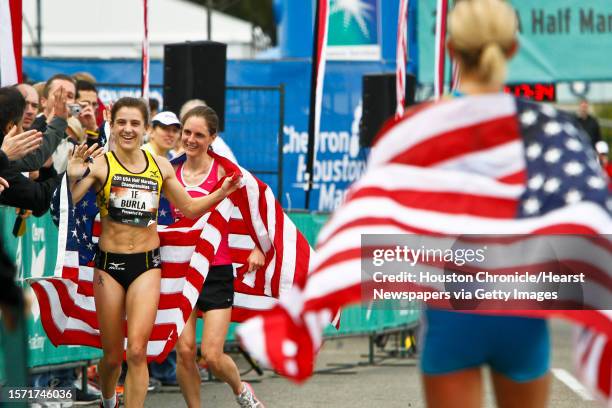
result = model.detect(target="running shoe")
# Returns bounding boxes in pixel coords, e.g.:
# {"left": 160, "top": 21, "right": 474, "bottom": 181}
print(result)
{"left": 73, "top": 387, "right": 100, "bottom": 405}
{"left": 98, "top": 398, "right": 119, "bottom": 408}
{"left": 235, "top": 382, "right": 265, "bottom": 408}
{"left": 148, "top": 377, "right": 162, "bottom": 392}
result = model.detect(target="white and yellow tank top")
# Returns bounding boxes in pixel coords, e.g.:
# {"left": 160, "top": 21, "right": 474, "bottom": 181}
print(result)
{"left": 96, "top": 150, "right": 164, "bottom": 227}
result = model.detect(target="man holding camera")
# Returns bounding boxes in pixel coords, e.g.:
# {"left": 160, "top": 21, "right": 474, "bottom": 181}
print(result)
{"left": 74, "top": 79, "right": 107, "bottom": 148}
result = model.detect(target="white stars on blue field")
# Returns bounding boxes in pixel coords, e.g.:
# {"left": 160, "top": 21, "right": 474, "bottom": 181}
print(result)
{"left": 516, "top": 100, "right": 609, "bottom": 218}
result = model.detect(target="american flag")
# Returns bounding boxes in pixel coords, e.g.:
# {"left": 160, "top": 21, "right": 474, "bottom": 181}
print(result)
{"left": 576, "top": 324, "right": 612, "bottom": 405}
{"left": 236, "top": 93, "right": 612, "bottom": 405}
{"left": 29, "top": 152, "right": 313, "bottom": 361}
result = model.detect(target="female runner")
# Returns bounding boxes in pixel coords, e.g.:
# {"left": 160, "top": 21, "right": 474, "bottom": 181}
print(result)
{"left": 66, "top": 97, "right": 241, "bottom": 408}
{"left": 420, "top": 1, "right": 606, "bottom": 407}
{"left": 173, "top": 106, "right": 265, "bottom": 408}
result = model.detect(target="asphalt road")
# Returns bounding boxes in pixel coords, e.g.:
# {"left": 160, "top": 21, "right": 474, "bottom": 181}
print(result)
{"left": 142, "top": 319, "right": 597, "bottom": 408}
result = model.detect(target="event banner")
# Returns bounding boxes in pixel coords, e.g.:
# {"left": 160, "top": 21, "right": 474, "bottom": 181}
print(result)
{"left": 418, "top": 0, "right": 612, "bottom": 83}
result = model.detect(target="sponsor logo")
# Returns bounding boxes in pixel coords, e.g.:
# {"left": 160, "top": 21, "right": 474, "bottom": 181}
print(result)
{"left": 108, "top": 262, "right": 126, "bottom": 271}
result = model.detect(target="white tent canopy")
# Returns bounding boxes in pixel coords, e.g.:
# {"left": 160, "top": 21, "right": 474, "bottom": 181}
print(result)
{"left": 22, "top": 0, "right": 262, "bottom": 59}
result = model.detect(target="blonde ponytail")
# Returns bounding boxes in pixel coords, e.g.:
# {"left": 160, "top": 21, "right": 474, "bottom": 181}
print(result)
{"left": 448, "top": 0, "right": 517, "bottom": 86}
{"left": 477, "top": 43, "right": 507, "bottom": 85}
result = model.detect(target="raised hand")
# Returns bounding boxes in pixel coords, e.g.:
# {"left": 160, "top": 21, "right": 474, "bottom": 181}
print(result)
{"left": 103, "top": 102, "right": 113, "bottom": 123}
{"left": 1, "top": 126, "right": 43, "bottom": 161}
{"left": 50, "top": 87, "right": 69, "bottom": 120}
{"left": 67, "top": 142, "right": 100, "bottom": 180}
{"left": 79, "top": 105, "right": 98, "bottom": 132}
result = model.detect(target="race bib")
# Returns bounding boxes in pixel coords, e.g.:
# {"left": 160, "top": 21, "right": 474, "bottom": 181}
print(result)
{"left": 108, "top": 174, "right": 159, "bottom": 227}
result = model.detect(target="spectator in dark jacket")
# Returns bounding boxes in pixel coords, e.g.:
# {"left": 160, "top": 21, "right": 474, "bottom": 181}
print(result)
{"left": 575, "top": 98, "right": 601, "bottom": 148}
{"left": 0, "top": 86, "right": 45, "bottom": 188}
{"left": 0, "top": 87, "right": 67, "bottom": 216}
{"left": 0, "top": 126, "right": 43, "bottom": 171}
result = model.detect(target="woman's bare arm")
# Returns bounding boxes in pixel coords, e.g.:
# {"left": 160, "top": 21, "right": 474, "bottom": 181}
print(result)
{"left": 156, "top": 157, "right": 241, "bottom": 219}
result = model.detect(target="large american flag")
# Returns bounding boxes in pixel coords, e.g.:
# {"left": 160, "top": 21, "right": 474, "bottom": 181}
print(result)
{"left": 29, "top": 152, "right": 312, "bottom": 361}
{"left": 237, "top": 94, "right": 612, "bottom": 404}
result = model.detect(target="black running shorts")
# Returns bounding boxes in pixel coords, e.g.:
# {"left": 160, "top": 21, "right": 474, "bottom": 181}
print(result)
{"left": 196, "top": 264, "right": 235, "bottom": 312}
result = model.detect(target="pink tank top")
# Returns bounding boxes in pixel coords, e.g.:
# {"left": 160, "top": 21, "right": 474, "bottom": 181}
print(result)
{"left": 173, "top": 160, "right": 232, "bottom": 266}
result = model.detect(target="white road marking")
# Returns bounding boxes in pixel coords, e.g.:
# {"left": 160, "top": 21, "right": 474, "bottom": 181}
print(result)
{"left": 552, "top": 368, "right": 594, "bottom": 401}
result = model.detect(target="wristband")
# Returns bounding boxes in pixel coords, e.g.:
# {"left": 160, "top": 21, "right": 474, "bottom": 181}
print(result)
{"left": 80, "top": 167, "right": 91, "bottom": 180}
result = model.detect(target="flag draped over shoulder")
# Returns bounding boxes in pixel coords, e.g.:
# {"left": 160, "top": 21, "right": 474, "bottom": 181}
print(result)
{"left": 168, "top": 152, "right": 313, "bottom": 322}
{"left": 29, "top": 152, "right": 312, "bottom": 362}
{"left": 236, "top": 94, "right": 612, "bottom": 404}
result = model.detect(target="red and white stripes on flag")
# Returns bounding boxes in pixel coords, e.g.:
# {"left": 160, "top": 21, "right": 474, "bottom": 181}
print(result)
{"left": 575, "top": 319, "right": 612, "bottom": 406}
{"left": 0, "top": 0, "right": 22, "bottom": 86}
{"left": 141, "top": 0, "right": 150, "bottom": 100}
{"left": 395, "top": 0, "right": 409, "bottom": 117}
{"left": 236, "top": 94, "right": 612, "bottom": 383}
{"left": 433, "top": 0, "right": 448, "bottom": 99}
{"left": 30, "top": 154, "right": 313, "bottom": 361}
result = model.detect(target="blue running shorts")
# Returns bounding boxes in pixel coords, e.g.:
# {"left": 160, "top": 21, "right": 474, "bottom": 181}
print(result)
{"left": 420, "top": 309, "right": 550, "bottom": 382}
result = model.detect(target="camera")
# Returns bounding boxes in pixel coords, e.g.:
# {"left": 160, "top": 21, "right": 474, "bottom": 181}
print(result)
{"left": 68, "top": 104, "right": 81, "bottom": 117}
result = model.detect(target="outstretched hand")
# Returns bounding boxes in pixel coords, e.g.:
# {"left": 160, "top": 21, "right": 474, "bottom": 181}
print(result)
{"left": 221, "top": 173, "right": 242, "bottom": 196}
{"left": 1, "top": 126, "right": 43, "bottom": 161}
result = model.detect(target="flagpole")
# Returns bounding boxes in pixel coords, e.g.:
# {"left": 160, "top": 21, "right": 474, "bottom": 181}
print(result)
{"left": 396, "top": 0, "right": 409, "bottom": 117}
{"left": 141, "top": 0, "right": 150, "bottom": 100}
{"left": 434, "top": 0, "right": 448, "bottom": 99}
{"left": 304, "top": 0, "right": 329, "bottom": 209}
